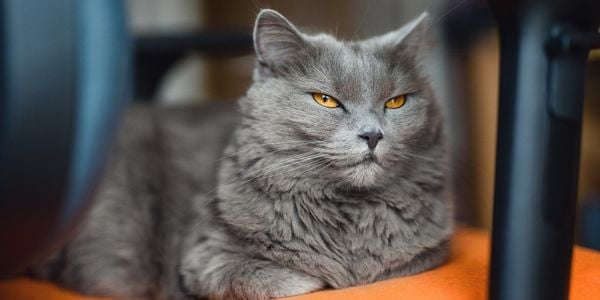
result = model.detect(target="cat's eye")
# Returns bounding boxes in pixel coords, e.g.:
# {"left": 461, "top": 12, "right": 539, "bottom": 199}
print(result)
{"left": 385, "top": 95, "right": 407, "bottom": 109}
{"left": 312, "top": 93, "right": 340, "bottom": 108}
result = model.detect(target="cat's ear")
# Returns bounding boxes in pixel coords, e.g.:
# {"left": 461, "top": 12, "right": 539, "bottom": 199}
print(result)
{"left": 253, "top": 9, "right": 308, "bottom": 72}
{"left": 377, "top": 12, "right": 431, "bottom": 60}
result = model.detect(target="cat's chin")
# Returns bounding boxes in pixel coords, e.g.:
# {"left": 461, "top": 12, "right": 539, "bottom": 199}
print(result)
{"left": 339, "top": 161, "right": 384, "bottom": 188}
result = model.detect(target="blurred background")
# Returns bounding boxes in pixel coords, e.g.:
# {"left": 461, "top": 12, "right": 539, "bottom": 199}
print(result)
{"left": 126, "top": 0, "right": 600, "bottom": 248}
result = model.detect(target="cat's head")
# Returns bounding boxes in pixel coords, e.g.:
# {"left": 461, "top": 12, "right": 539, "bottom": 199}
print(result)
{"left": 238, "top": 9, "right": 444, "bottom": 189}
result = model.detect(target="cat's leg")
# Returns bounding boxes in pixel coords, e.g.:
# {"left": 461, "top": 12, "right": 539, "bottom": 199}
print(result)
{"left": 180, "top": 237, "right": 326, "bottom": 300}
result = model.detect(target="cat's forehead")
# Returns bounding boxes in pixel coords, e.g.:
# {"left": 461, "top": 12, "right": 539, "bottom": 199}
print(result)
{"left": 299, "top": 34, "right": 415, "bottom": 100}
{"left": 310, "top": 34, "right": 383, "bottom": 67}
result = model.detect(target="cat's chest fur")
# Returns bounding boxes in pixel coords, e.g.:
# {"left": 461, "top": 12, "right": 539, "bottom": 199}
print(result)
{"left": 218, "top": 178, "right": 446, "bottom": 288}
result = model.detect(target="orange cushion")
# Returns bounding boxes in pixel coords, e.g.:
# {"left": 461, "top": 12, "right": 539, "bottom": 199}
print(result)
{"left": 1, "top": 228, "right": 598, "bottom": 300}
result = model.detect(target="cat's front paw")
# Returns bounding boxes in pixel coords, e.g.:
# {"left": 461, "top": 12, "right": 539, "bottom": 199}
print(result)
{"left": 213, "top": 269, "right": 324, "bottom": 300}
{"left": 186, "top": 266, "right": 325, "bottom": 300}
{"left": 263, "top": 270, "right": 325, "bottom": 299}
{"left": 181, "top": 248, "right": 326, "bottom": 300}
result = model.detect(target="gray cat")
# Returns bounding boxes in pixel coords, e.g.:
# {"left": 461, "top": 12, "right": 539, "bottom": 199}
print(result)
{"left": 33, "top": 9, "right": 453, "bottom": 300}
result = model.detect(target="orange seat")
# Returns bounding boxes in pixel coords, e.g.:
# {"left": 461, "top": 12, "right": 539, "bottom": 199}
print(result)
{"left": 1, "top": 228, "right": 598, "bottom": 300}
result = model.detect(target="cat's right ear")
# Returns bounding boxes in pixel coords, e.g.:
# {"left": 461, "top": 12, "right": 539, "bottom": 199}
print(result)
{"left": 253, "top": 9, "right": 308, "bottom": 74}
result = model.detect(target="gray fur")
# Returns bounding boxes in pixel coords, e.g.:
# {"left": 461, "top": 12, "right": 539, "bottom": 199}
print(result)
{"left": 33, "top": 9, "right": 453, "bottom": 300}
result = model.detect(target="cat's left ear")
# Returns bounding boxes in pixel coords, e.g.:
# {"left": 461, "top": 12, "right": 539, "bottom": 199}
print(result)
{"left": 377, "top": 12, "right": 431, "bottom": 59}
{"left": 253, "top": 9, "right": 309, "bottom": 74}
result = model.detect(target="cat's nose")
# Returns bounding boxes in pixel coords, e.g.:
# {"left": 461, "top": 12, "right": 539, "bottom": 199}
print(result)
{"left": 358, "top": 130, "right": 383, "bottom": 150}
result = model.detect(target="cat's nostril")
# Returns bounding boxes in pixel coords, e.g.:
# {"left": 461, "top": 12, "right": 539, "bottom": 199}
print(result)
{"left": 358, "top": 131, "right": 383, "bottom": 150}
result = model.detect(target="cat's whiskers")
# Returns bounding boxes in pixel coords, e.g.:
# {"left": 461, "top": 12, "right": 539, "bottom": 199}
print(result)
{"left": 231, "top": 160, "right": 329, "bottom": 194}
{"left": 216, "top": 140, "right": 325, "bottom": 163}
{"left": 228, "top": 153, "right": 328, "bottom": 187}
{"left": 430, "top": 0, "right": 468, "bottom": 27}
{"left": 291, "top": 157, "right": 333, "bottom": 180}
{"left": 237, "top": 154, "right": 329, "bottom": 191}
{"left": 399, "top": 151, "right": 433, "bottom": 161}
{"left": 193, "top": 153, "right": 327, "bottom": 206}
{"left": 313, "top": 148, "right": 339, "bottom": 156}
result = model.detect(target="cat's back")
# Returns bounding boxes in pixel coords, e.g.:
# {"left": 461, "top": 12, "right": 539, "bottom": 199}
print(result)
{"left": 33, "top": 101, "right": 239, "bottom": 299}
{"left": 116, "top": 101, "right": 239, "bottom": 179}
{"left": 110, "top": 101, "right": 240, "bottom": 201}
{"left": 151, "top": 102, "right": 240, "bottom": 190}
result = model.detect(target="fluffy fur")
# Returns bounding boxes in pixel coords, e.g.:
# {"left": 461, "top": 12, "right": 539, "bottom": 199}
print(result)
{"left": 33, "top": 9, "right": 453, "bottom": 300}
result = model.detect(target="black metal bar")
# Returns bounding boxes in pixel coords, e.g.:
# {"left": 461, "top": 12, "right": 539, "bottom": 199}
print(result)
{"left": 133, "top": 31, "right": 253, "bottom": 100}
{"left": 489, "top": 0, "right": 599, "bottom": 299}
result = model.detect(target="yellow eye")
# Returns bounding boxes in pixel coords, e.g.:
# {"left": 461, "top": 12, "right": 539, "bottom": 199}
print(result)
{"left": 312, "top": 93, "right": 340, "bottom": 108}
{"left": 385, "top": 95, "right": 407, "bottom": 109}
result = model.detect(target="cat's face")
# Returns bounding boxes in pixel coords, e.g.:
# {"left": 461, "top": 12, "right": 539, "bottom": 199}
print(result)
{"left": 240, "top": 10, "right": 443, "bottom": 189}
